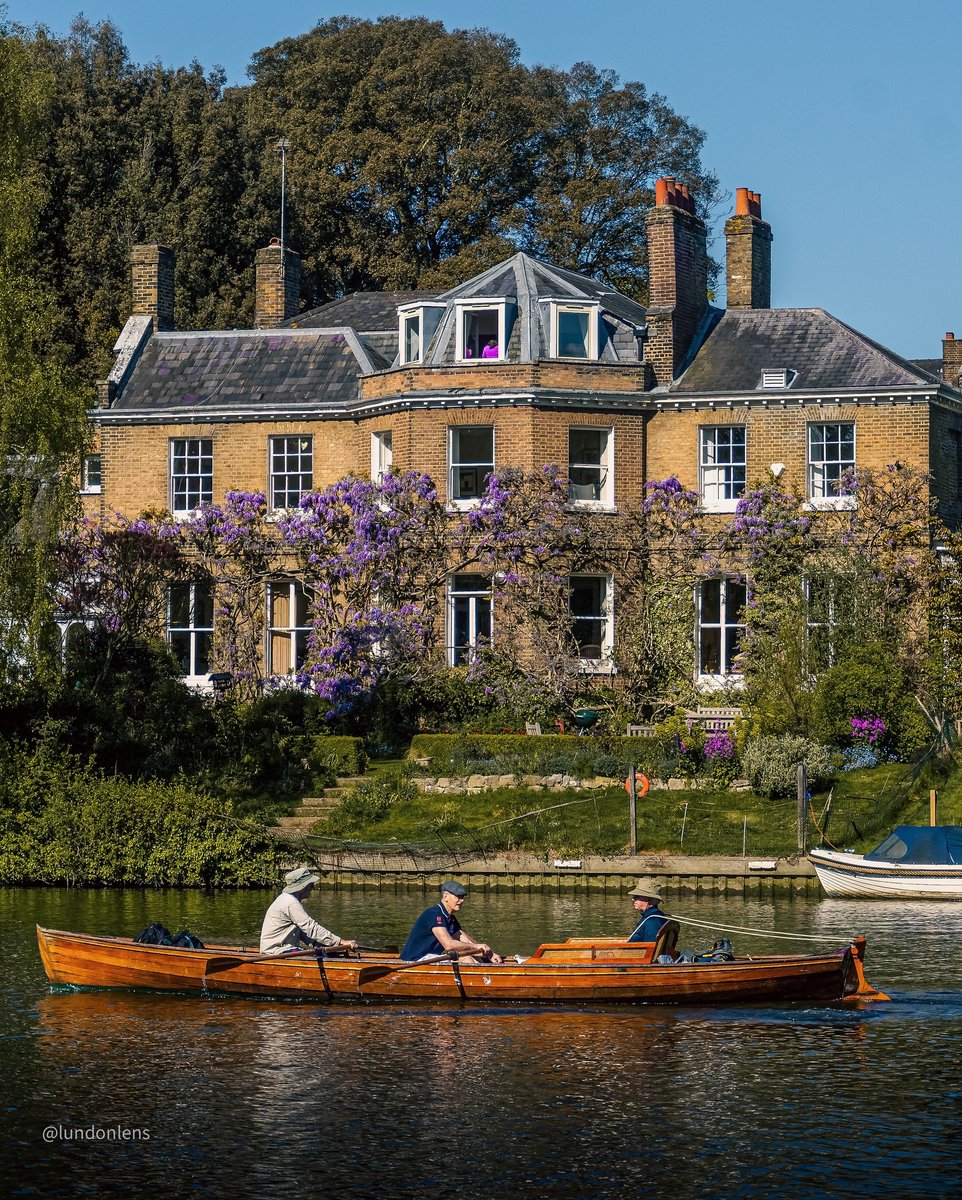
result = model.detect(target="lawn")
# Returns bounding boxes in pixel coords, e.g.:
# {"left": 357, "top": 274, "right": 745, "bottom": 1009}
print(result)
{"left": 309, "top": 754, "right": 950, "bottom": 858}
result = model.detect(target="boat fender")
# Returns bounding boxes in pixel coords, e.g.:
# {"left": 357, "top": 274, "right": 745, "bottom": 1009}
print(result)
{"left": 624, "top": 773, "right": 650, "bottom": 797}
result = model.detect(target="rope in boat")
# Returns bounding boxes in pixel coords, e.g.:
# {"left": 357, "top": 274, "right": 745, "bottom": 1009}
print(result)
{"left": 665, "top": 913, "right": 843, "bottom": 943}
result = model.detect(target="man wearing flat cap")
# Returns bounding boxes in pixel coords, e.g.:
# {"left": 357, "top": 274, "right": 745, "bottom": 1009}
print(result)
{"left": 400, "top": 881, "right": 502, "bottom": 964}
{"left": 259, "top": 866, "right": 358, "bottom": 956}
{"left": 626, "top": 877, "right": 669, "bottom": 944}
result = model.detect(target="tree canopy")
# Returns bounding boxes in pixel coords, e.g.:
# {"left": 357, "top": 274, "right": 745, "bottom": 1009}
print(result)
{"left": 18, "top": 14, "right": 719, "bottom": 377}
{"left": 0, "top": 24, "right": 88, "bottom": 678}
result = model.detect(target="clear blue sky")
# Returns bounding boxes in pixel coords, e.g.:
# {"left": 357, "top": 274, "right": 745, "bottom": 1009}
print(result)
{"left": 10, "top": 0, "right": 960, "bottom": 359}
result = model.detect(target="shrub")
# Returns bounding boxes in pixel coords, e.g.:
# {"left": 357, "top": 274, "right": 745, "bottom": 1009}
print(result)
{"left": 0, "top": 738, "right": 275, "bottom": 886}
{"left": 812, "top": 646, "right": 932, "bottom": 760}
{"left": 297, "top": 735, "right": 368, "bottom": 779}
{"left": 741, "top": 735, "right": 835, "bottom": 798}
{"left": 325, "top": 766, "right": 418, "bottom": 833}
{"left": 407, "top": 734, "right": 658, "bottom": 779}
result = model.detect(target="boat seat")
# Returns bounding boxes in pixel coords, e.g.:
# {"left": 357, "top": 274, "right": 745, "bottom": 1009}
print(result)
{"left": 652, "top": 920, "right": 680, "bottom": 961}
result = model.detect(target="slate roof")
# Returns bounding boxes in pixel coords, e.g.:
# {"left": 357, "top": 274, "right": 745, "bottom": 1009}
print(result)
{"left": 673, "top": 308, "right": 941, "bottom": 395}
{"left": 109, "top": 329, "right": 369, "bottom": 413}
{"left": 285, "top": 291, "right": 436, "bottom": 331}
{"left": 415, "top": 252, "right": 648, "bottom": 366}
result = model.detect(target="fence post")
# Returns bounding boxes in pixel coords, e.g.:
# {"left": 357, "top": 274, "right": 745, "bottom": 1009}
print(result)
{"left": 796, "top": 763, "right": 807, "bottom": 855}
{"left": 628, "top": 765, "right": 637, "bottom": 856}
{"left": 930, "top": 789, "right": 938, "bottom": 827}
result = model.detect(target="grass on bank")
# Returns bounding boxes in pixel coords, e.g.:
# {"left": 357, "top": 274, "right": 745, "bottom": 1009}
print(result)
{"left": 310, "top": 757, "right": 955, "bottom": 859}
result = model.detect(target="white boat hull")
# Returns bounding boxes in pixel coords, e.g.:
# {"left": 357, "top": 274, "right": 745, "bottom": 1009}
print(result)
{"left": 810, "top": 848, "right": 962, "bottom": 899}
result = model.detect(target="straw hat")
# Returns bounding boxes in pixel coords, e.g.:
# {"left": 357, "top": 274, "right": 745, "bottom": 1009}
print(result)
{"left": 627, "top": 877, "right": 662, "bottom": 900}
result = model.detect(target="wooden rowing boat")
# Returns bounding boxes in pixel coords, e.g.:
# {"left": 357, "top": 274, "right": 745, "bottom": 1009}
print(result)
{"left": 37, "top": 926, "right": 888, "bottom": 1005}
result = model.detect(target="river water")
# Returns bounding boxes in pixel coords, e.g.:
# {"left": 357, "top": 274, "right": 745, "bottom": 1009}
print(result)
{"left": 3, "top": 884, "right": 961, "bottom": 1199}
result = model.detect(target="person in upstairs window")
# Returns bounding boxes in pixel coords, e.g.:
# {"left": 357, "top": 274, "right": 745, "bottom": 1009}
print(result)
{"left": 401, "top": 880, "right": 502, "bottom": 963}
{"left": 626, "top": 877, "right": 669, "bottom": 943}
{"left": 481, "top": 337, "right": 499, "bottom": 359}
{"left": 259, "top": 867, "right": 357, "bottom": 956}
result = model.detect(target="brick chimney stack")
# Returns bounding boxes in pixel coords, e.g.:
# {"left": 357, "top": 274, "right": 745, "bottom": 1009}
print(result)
{"left": 944, "top": 332, "right": 962, "bottom": 389}
{"left": 130, "top": 244, "right": 175, "bottom": 331}
{"left": 724, "top": 188, "right": 773, "bottom": 309}
{"left": 255, "top": 238, "right": 301, "bottom": 328}
{"left": 644, "top": 177, "right": 709, "bottom": 385}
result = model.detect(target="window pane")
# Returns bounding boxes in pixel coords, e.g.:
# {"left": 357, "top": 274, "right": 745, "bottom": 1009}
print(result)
{"left": 558, "top": 310, "right": 589, "bottom": 358}
{"left": 169, "top": 630, "right": 191, "bottom": 674}
{"left": 700, "top": 627, "right": 721, "bottom": 674}
{"left": 404, "top": 314, "right": 421, "bottom": 362}
{"left": 700, "top": 579, "right": 721, "bottom": 624}
{"left": 570, "top": 576, "right": 606, "bottom": 657}
{"left": 194, "top": 583, "right": 214, "bottom": 627}
{"left": 454, "top": 427, "right": 493, "bottom": 464}
{"left": 169, "top": 583, "right": 191, "bottom": 627}
{"left": 463, "top": 310, "right": 500, "bottom": 359}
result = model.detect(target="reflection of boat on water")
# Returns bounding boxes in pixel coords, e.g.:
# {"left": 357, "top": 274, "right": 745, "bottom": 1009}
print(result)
{"left": 37, "top": 925, "right": 887, "bottom": 1005}
{"left": 810, "top": 826, "right": 962, "bottom": 899}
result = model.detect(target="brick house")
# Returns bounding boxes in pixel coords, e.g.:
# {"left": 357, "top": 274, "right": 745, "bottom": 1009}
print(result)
{"left": 86, "top": 180, "right": 962, "bottom": 690}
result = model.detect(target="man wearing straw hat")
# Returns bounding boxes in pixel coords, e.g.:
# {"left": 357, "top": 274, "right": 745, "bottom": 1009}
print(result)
{"left": 259, "top": 866, "right": 358, "bottom": 956}
{"left": 626, "top": 877, "right": 669, "bottom": 943}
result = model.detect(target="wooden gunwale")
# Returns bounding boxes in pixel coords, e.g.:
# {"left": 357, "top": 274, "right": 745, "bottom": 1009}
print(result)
{"left": 37, "top": 926, "right": 861, "bottom": 1006}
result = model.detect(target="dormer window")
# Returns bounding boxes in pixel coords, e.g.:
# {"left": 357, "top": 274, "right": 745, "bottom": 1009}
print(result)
{"left": 455, "top": 300, "right": 508, "bottom": 363}
{"left": 551, "top": 302, "right": 599, "bottom": 360}
{"left": 759, "top": 368, "right": 796, "bottom": 389}
{"left": 398, "top": 303, "right": 444, "bottom": 365}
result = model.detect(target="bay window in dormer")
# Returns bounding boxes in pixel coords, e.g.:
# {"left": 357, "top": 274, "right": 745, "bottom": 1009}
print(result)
{"left": 550, "top": 301, "right": 599, "bottom": 360}
{"left": 398, "top": 303, "right": 444, "bottom": 365}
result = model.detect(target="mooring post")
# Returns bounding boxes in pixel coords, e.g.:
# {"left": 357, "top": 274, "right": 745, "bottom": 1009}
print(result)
{"left": 628, "top": 765, "right": 637, "bottom": 856}
{"left": 930, "top": 789, "right": 937, "bottom": 827}
{"left": 796, "top": 763, "right": 807, "bottom": 855}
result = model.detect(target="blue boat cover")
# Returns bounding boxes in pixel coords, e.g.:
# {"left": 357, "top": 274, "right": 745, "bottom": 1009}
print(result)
{"left": 865, "top": 825, "right": 962, "bottom": 865}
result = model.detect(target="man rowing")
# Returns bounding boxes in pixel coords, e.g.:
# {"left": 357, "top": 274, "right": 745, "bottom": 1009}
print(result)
{"left": 259, "top": 866, "right": 358, "bottom": 956}
{"left": 401, "top": 880, "right": 503, "bottom": 963}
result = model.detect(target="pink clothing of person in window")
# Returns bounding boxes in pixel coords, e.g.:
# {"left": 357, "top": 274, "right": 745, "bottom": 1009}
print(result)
{"left": 481, "top": 338, "right": 499, "bottom": 358}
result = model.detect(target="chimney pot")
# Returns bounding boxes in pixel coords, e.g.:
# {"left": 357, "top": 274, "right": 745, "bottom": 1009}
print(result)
{"left": 735, "top": 188, "right": 750, "bottom": 216}
{"left": 655, "top": 178, "right": 669, "bottom": 206}
{"left": 946, "top": 332, "right": 955, "bottom": 340}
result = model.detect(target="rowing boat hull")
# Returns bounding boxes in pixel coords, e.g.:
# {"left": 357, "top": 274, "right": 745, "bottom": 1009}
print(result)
{"left": 810, "top": 848, "right": 962, "bottom": 899}
{"left": 37, "top": 927, "right": 870, "bottom": 1006}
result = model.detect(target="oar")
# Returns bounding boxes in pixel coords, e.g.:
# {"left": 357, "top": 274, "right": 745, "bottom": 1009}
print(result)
{"left": 204, "top": 943, "right": 399, "bottom": 975}
{"left": 357, "top": 946, "right": 481, "bottom": 984}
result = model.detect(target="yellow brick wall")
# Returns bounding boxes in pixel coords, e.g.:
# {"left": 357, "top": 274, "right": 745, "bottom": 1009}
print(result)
{"left": 645, "top": 403, "right": 931, "bottom": 496}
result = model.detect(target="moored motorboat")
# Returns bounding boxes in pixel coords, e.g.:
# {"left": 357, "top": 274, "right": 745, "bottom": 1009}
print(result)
{"left": 810, "top": 825, "right": 962, "bottom": 899}
{"left": 37, "top": 925, "right": 887, "bottom": 1005}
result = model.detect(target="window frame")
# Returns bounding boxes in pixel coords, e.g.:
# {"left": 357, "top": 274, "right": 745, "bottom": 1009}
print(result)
{"left": 371, "top": 430, "right": 394, "bottom": 484}
{"left": 269, "top": 435, "right": 313, "bottom": 513}
{"left": 807, "top": 421, "right": 856, "bottom": 508}
{"left": 169, "top": 438, "right": 213, "bottom": 516}
{"left": 448, "top": 425, "right": 495, "bottom": 505}
{"left": 266, "top": 579, "right": 314, "bottom": 678}
{"left": 699, "top": 426, "right": 747, "bottom": 512}
{"left": 569, "top": 573, "right": 614, "bottom": 670}
{"left": 568, "top": 427, "right": 614, "bottom": 507}
{"left": 167, "top": 580, "right": 214, "bottom": 683}
{"left": 455, "top": 300, "right": 507, "bottom": 363}
{"left": 447, "top": 574, "right": 492, "bottom": 666}
{"left": 696, "top": 577, "right": 746, "bottom": 682}
{"left": 81, "top": 453, "right": 102, "bottom": 494}
{"left": 550, "top": 302, "right": 599, "bottom": 360}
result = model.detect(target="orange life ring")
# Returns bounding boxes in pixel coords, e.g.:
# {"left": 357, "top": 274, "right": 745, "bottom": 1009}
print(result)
{"left": 625, "top": 773, "right": 650, "bottom": 797}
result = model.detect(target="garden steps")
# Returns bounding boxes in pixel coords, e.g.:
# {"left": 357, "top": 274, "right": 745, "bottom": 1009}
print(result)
{"left": 267, "top": 775, "right": 367, "bottom": 837}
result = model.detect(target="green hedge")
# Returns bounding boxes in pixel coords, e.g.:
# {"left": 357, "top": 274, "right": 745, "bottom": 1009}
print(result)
{"left": 299, "top": 734, "right": 368, "bottom": 778}
{"left": 407, "top": 733, "right": 660, "bottom": 777}
{"left": 0, "top": 740, "right": 277, "bottom": 887}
